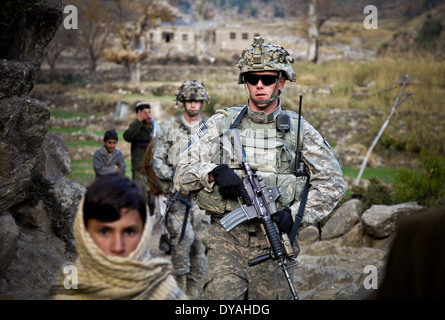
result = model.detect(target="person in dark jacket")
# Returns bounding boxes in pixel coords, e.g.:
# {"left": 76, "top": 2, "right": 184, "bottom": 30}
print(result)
{"left": 123, "top": 102, "right": 161, "bottom": 216}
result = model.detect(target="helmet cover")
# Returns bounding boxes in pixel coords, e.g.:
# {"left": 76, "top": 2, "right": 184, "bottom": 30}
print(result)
{"left": 175, "top": 80, "right": 210, "bottom": 104}
{"left": 236, "top": 36, "right": 296, "bottom": 84}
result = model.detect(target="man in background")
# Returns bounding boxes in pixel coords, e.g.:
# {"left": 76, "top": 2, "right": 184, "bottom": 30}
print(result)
{"left": 123, "top": 102, "right": 161, "bottom": 216}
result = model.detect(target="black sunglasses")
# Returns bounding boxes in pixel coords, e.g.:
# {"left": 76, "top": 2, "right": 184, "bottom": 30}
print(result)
{"left": 244, "top": 74, "right": 279, "bottom": 86}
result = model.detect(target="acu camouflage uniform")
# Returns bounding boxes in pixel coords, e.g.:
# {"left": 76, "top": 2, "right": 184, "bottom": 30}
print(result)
{"left": 173, "top": 37, "right": 346, "bottom": 300}
{"left": 152, "top": 81, "right": 211, "bottom": 296}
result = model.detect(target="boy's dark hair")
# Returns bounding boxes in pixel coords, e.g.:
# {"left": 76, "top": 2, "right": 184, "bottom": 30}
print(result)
{"left": 135, "top": 101, "right": 151, "bottom": 113}
{"left": 83, "top": 174, "right": 147, "bottom": 227}
{"left": 103, "top": 129, "right": 118, "bottom": 142}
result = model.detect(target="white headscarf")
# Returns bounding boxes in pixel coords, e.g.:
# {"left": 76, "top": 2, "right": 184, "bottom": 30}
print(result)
{"left": 49, "top": 198, "right": 187, "bottom": 300}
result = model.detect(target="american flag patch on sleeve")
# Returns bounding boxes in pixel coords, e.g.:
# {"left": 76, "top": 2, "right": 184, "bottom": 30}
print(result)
{"left": 196, "top": 123, "right": 208, "bottom": 137}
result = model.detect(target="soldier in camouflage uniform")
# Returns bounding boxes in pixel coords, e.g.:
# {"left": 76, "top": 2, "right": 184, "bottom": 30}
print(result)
{"left": 173, "top": 37, "right": 346, "bottom": 300}
{"left": 152, "top": 80, "right": 211, "bottom": 298}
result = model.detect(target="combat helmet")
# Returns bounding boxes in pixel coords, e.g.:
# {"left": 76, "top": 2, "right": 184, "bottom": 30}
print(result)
{"left": 236, "top": 36, "right": 296, "bottom": 84}
{"left": 175, "top": 80, "right": 210, "bottom": 106}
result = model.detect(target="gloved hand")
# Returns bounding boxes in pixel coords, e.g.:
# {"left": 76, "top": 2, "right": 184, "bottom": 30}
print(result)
{"left": 272, "top": 207, "right": 293, "bottom": 234}
{"left": 211, "top": 164, "right": 252, "bottom": 205}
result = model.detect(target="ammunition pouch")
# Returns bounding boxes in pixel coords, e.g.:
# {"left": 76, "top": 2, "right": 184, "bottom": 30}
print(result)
{"left": 196, "top": 186, "right": 240, "bottom": 218}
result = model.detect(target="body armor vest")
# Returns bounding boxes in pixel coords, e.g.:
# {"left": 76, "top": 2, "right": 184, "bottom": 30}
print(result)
{"left": 196, "top": 106, "right": 309, "bottom": 216}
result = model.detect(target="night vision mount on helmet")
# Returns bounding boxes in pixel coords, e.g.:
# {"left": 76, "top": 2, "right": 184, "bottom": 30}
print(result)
{"left": 175, "top": 80, "right": 210, "bottom": 106}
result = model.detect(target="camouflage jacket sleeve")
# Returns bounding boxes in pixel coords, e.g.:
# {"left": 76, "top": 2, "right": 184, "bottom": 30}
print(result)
{"left": 173, "top": 115, "right": 223, "bottom": 193}
{"left": 152, "top": 121, "right": 173, "bottom": 181}
{"left": 292, "top": 120, "right": 346, "bottom": 226}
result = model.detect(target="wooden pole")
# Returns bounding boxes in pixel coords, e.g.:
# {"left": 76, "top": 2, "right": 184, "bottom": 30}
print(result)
{"left": 354, "top": 74, "right": 412, "bottom": 186}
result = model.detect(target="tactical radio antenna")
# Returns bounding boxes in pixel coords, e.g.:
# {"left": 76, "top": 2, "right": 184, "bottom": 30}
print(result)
{"left": 296, "top": 94, "right": 303, "bottom": 175}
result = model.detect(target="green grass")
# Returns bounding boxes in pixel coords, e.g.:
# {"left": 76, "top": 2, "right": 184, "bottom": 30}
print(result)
{"left": 342, "top": 167, "right": 401, "bottom": 184}
{"left": 68, "top": 158, "right": 132, "bottom": 187}
{"left": 50, "top": 110, "right": 96, "bottom": 119}
{"left": 49, "top": 127, "right": 87, "bottom": 134}
{"left": 67, "top": 159, "right": 96, "bottom": 186}
{"left": 65, "top": 140, "right": 101, "bottom": 148}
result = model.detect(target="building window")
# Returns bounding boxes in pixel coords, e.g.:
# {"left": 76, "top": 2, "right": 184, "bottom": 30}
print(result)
{"left": 242, "top": 33, "right": 248, "bottom": 40}
{"left": 182, "top": 34, "right": 188, "bottom": 41}
{"left": 162, "top": 32, "right": 174, "bottom": 43}
{"left": 230, "top": 32, "right": 236, "bottom": 40}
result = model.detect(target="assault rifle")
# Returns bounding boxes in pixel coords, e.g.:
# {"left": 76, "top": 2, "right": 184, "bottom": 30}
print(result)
{"left": 219, "top": 126, "right": 300, "bottom": 300}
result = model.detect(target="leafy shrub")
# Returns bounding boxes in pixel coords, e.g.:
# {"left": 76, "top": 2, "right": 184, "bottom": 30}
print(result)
{"left": 416, "top": 14, "right": 443, "bottom": 43}
{"left": 351, "top": 177, "right": 396, "bottom": 211}
{"left": 394, "top": 147, "right": 445, "bottom": 206}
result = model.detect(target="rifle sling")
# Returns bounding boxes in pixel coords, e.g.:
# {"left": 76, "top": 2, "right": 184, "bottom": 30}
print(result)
{"left": 289, "top": 177, "right": 310, "bottom": 245}
{"left": 164, "top": 193, "right": 191, "bottom": 247}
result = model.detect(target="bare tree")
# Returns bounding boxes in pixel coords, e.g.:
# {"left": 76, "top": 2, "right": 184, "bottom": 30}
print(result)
{"left": 45, "top": 26, "right": 78, "bottom": 76}
{"left": 191, "top": 0, "right": 216, "bottom": 56}
{"left": 71, "top": 0, "right": 113, "bottom": 85}
{"left": 307, "top": 0, "right": 319, "bottom": 63}
{"left": 45, "top": 0, "right": 112, "bottom": 84}
{"left": 285, "top": 0, "right": 353, "bottom": 63}
{"left": 103, "top": 0, "right": 177, "bottom": 83}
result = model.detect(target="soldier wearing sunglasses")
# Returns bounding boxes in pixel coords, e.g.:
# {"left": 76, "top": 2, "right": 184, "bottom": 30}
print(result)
{"left": 174, "top": 37, "right": 346, "bottom": 300}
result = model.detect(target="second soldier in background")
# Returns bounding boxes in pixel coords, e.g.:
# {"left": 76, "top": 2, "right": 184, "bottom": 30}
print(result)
{"left": 152, "top": 80, "right": 211, "bottom": 298}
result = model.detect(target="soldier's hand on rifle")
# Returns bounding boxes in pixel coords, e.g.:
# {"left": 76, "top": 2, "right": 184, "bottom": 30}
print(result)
{"left": 272, "top": 207, "right": 293, "bottom": 234}
{"left": 211, "top": 164, "right": 252, "bottom": 205}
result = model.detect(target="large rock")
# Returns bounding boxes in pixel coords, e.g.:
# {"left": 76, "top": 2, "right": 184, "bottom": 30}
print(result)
{"left": 52, "top": 178, "right": 86, "bottom": 251}
{"left": 361, "top": 202, "right": 425, "bottom": 238}
{"left": 296, "top": 242, "right": 387, "bottom": 300}
{"left": 321, "top": 199, "right": 362, "bottom": 239}
{"left": 299, "top": 225, "right": 320, "bottom": 243}
{"left": 35, "top": 133, "right": 71, "bottom": 183}
{"left": 0, "top": 0, "right": 80, "bottom": 300}
{"left": 0, "top": 212, "right": 20, "bottom": 274}
{"left": 0, "top": 210, "right": 75, "bottom": 300}
{"left": 0, "top": 0, "right": 63, "bottom": 214}
{"left": 1, "top": 1, "right": 63, "bottom": 86}
{"left": 0, "top": 97, "right": 50, "bottom": 213}
{"left": 340, "top": 222, "right": 374, "bottom": 248}
{"left": 0, "top": 60, "right": 36, "bottom": 99}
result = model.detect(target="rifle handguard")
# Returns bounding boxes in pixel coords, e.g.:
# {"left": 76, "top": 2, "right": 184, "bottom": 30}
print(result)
{"left": 248, "top": 217, "right": 285, "bottom": 266}
{"left": 248, "top": 253, "right": 271, "bottom": 267}
{"left": 262, "top": 216, "right": 285, "bottom": 259}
